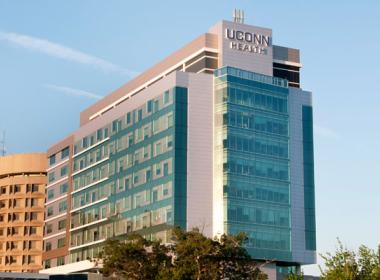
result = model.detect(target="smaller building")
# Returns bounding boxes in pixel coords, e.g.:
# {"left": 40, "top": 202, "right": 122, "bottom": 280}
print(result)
{"left": 304, "top": 276, "right": 320, "bottom": 280}
{"left": 0, "top": 153, "right": 47, "bottom": 272}
{"left": 0, "top": 272, "right": 103, "bottom": 280}
{"left": 0, "top": 272, "right": 49, "bottom": 280}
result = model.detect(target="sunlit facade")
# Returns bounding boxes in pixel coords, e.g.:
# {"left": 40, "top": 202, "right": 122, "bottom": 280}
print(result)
{"left": 42, "top": 18, "right": 316, "bottom": 274}
{"left": 0, "top": 153, "right": 46, "bottom": 272}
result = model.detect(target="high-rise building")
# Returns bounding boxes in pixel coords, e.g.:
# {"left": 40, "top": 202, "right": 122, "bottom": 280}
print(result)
{"left": 0, "top": 153, "right": 46, "bottom": 272}
{"left": 42, "top": 17, "right": 316, "bottom": 274}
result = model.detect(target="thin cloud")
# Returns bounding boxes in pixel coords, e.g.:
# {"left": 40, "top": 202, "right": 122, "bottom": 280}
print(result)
{"left": 44, "top": 84, "right": 102, "bottom": 100}
{"left": 314, "top": 124, "right": 340, "bottom": 140}
{"left": 0, "top": 31, "right": 138, "bottom": 77}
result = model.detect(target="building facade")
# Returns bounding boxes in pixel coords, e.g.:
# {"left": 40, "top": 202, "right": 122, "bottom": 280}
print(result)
{"left": 42, "top": 18, "right": 316, "bottom": 273}
{"left": 43, "top": 137, "right": 73, "bottom": 269}
{"left": 0, "top": 153, "right": 46, "bottom": 272}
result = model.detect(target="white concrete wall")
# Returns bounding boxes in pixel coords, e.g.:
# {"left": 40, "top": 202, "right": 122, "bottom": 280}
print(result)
{"left": 176, "top": 72, "right": 214, "bottom": 237}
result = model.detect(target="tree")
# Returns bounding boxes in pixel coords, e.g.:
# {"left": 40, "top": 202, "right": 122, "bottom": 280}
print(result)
{"left": 217, "top": 232, "right": 268, "bottom": 280}
{"left": 101, "top": 234, "right": 172, "bottom": 280}
{"left": 320, "top": 239, "right": 380, "bottom": 280}
{"left": 285, "top": 272, "right": 304, "bottom": 280}
{"left": 101, "top": 227, "right": 268, "bottom": 280}
{"left": 160, "top": 227, "right": 268, "bottom": 280}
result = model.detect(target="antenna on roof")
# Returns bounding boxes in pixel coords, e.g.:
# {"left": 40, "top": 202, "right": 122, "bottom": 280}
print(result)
{"left": 0, "top": 131, "right": 6, "bottom": 157}
{"left": 233, "top": 9, "right": 245, "bottom": 24}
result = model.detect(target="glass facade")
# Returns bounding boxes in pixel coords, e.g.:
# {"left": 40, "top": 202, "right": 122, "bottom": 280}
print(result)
{"left": 69, "top": 87, "right": 188, "bottom": 262}
{"left": 302, "top": 106, "right": 316, "bottom": 251}
{"left": 214, "top": 66, "right": 292, "bottom": 261}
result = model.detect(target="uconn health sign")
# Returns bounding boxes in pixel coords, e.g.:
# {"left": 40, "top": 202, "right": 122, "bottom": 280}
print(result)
{"left": 225, "top": 28, "right": 271, "bottom": 55}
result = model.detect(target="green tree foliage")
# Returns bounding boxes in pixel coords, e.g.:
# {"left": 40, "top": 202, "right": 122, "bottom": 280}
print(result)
{"left": 320, "top": 239, "right": 380, "bottom": 280}
{"left": 285, "top": 272, "right": 304, "bottom": 280}
{"left": 101, "top": 227, "right": 268, "bottom": 280}
{"left": 101, "top": 234, "right": 171, "bottom": 280}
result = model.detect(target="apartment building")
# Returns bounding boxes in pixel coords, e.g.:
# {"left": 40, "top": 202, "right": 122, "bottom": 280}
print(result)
{"left": 0, "top": 153, "right": 46, "bottom": 272}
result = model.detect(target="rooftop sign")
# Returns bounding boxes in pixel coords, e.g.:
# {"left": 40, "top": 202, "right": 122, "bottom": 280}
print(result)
{"left": 225, "top": 28, "right": 271, "bottom": 55}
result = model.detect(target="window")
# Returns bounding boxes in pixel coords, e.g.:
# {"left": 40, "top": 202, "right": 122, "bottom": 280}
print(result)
{"left": 155, "top": 142, "right": 162, "bottom": 156}
{"left": 154, "top": 100, "right": 159, "bottom": 112}
{"left": 164, "top": 91, "right": 170, "bottom": 104}
{"left": 29, "top": 212, "right": 37, "bottom": 221}
{"left": 13, "top": 199, "right": 21, "bottom": 208}
{"left": 46, "top": 224, "right": 53, "bottom": 234}
{"left": 11, "top": 227, "right": 19, "bottom": 235}
{"left": 9, "top": 256, "right": 16, "bottom": 264}
{"left": 97, "top": 129, "right": 103, "bottom": 141}
{"left": 128, "top": 135, "right": 134, "bottom": 146}
{"left": 14, "top": 185, "right": 21, "bottom": 193}
{"left": 61, "top": 147, "right": 69, "bottom": 159}
{"left": 146, "top": 170, "right": 152, "bottom": 182}
{"left": 11, "top": 213, "right": 19, "bottom": 221}
{"left": 59, "top": 201, "right": 67, "bottom": 213}
{"left": 153, "top": 190, "right": 158, "bottom": 202}
{"left": 31, "top": 198, "right": 37, "bottom": 207}
{"left": 138, "top": 109, "right": 143, "bottom": 121}
{"left": 60, "top": 165, "right": 68, "bottom": 177}
{"left": 30, "top": 227, "right": 37, "bottom": 235}
{"left": 58, "top": 220, "right": 66, "bottom": 230}
{"left": 112, "top": 120, "right": 118, "bottom": 132}
{"left": 164, "top": 163, "right": 169, "bottom": 176}
{"left": 45, "top": 242, "right": 52, "bottom": 251}
{"left": 47, "top": 189, "right": 54, "bottom": 200}
{"left": 48, "top": 172, "right": 55, "bottom": 183}
{"left": 82, "top": 137, "right": 88, "bottom": 148}
{"left": 125, "top": 178, "right": 130, "bottom": 189}
{"left": 60, "top": 183, "right": 68, "bottom": 194}
{"left": 57, "top": 238, "right": 65, "bottom": 248}
{"left": 147, "top": 100, "right": 153, "bottom": 113}
{"left": 144, "top": 126, "right": 150, "bottom": 139}
{"left": 47, "top": 206, "right": 54, "bottom": 217}
{"left": 168, "top": 114, "right": 173, "bottom": 127}
{"left": 57, "top": 256, "right": 65, "bottom": 266}
{"left": 45, "top": 259, "right": 51, "bottom": 269}
{"left": 1, "top": 187, "right": 6, "bottom": 194}
{"left": 156, "top": 165, "right": 161, "bottom": 176}
{"left": 167, "top": 136, "right": 173, "bottom": 149}
{"left": 143, "top": 146, "right": 149, "bottom": 158}
{"left": 28, "top": 255, "right": 36, "bottom": 264}
{"left": 49, "top": 154, "right": 56, "bottom": 166}
{"left": 126, "top": 112, "right": 131, "bottom": 124}
{"left": 32, "top": 184, "right": 39, "bottom": 192}
{"left": 9, "top": 241, "right": 17, "bottom": 250}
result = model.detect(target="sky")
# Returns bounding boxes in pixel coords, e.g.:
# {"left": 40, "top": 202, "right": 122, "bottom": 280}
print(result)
{"left": 0, "top": 0, "right": 379, "bottom": 276}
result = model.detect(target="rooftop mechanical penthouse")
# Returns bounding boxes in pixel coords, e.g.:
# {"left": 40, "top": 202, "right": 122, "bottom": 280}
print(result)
{"left": 42, "top": 18, "right": 316, "bottom": 273}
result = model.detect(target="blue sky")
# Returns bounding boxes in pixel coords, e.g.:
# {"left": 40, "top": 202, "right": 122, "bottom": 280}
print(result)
{"left": 1, "top": 0, "right": 379, "bottom": 276}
